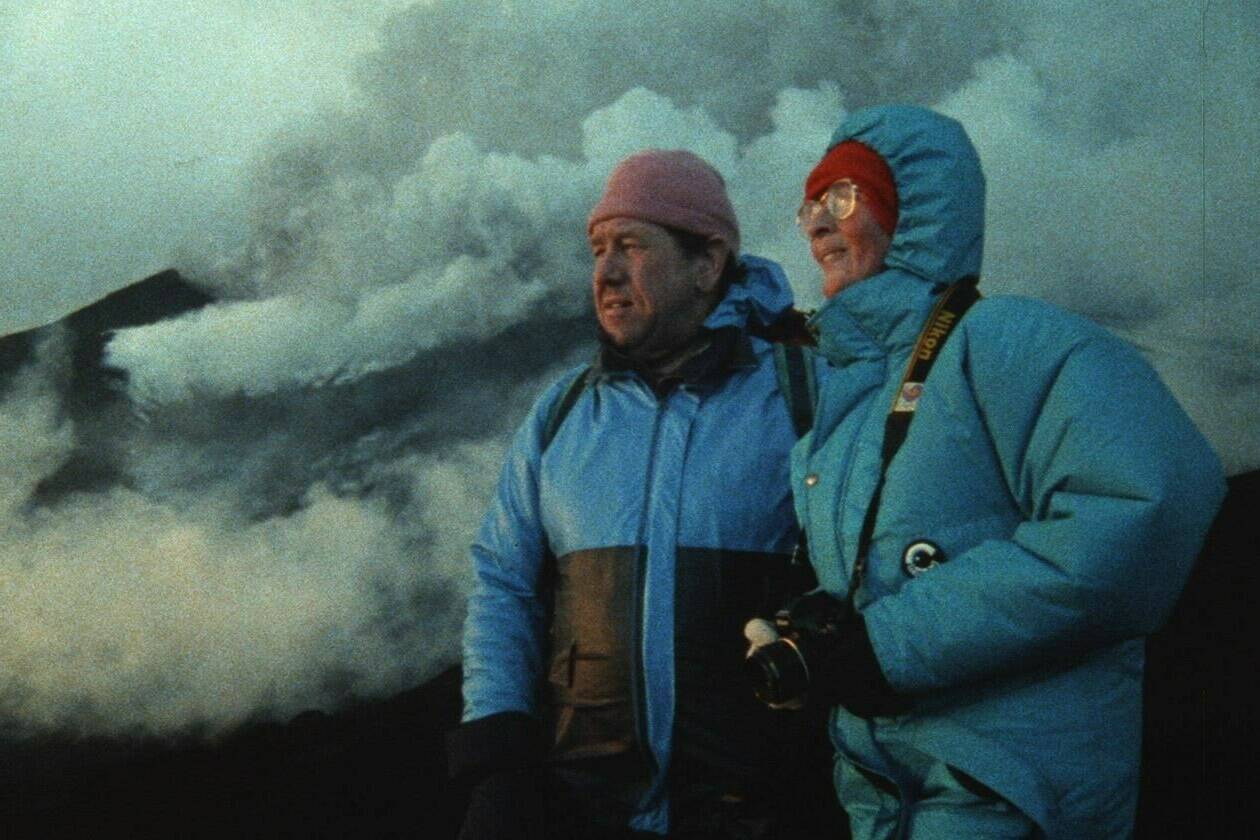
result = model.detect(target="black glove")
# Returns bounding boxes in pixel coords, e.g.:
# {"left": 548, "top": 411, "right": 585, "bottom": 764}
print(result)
{"left": 447, "top": 711, "right": 546, "bottom": 783}
{"left": 457, "top": 767, "right": 549, "bottom": 840}
{"left": 448, "top": 712, "right": 550, "bottom": 840}
{"left": 815, "top": 611, "right": 911, "bottom": 718}
{"left": 747, "top": 592, "right": 910, "bottom": 718}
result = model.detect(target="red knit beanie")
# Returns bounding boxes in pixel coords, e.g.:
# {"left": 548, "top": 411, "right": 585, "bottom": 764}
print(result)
{"left": 804, "top": 141, "right": 898, "bottom": 236}
{"left": 587, "top": 150, "right": 740, "bottom": 254}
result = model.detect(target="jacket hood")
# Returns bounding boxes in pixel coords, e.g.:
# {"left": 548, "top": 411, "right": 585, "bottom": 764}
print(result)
{"left": 835, "top": 105, "right": 985, "bottom": 287}
{"left": 703, "top": 254, "right": 795, "bottom": 333}
{"left": 810, "top": 106, "right": 985, "bottom": 361}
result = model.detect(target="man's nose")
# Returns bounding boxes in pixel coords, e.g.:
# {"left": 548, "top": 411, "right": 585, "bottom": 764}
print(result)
{"left": 593, "top": 252, "right": 625, "bottom": 287}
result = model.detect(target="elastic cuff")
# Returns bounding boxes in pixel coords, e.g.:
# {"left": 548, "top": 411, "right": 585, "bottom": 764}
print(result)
{"left": 447, "top": 711, "right": 546, "bottom": 783}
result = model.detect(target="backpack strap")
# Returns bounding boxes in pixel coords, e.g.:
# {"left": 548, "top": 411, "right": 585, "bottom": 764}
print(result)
{"left": 542, "top": 365, "right": 595, "bottom": 451}
{"left": 546, "top": 343, "right": 817, "bottom": 450}
{"left": 771, "top": 342, "right": 820, "bottom": 590}
{"left": 773, "top": 343, "right": 817, "bottom": 439}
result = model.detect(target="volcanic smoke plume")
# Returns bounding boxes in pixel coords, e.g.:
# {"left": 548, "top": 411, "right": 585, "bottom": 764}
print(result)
{"left": 1, "top": 1, "right": 1256, "bottom": 736}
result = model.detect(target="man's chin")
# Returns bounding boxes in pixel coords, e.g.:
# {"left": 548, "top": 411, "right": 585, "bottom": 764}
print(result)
{"left": 597, "top": 324, "right": 640, "bottom": 353}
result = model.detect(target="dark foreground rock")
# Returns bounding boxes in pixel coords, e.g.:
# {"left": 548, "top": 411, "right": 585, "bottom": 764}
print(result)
{"left": 1, "top": 667, "right": 466, "bottom": 838}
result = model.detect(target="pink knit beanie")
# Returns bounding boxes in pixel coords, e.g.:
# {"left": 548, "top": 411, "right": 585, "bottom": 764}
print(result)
{"left": 587, "top": 149, "right": 740, "bottom": 254}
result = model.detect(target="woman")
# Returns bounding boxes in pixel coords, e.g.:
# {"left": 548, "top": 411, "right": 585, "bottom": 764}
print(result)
{"left": 751, "top": 105, "right": 1223, "bottom": 838}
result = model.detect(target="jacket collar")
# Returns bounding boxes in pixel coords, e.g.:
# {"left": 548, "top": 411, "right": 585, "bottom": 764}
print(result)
{"left": 810, "top": 268, "right": 943, "bottom": 365}
{"left": 701, "top": 254, "right": 795, "bottom": 333}
{"left": 593, "top": 326, "right": 755, "bottom": 392}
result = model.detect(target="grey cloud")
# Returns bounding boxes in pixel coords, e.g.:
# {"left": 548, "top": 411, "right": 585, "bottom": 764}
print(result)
{"left": 352, "top": 0, "right": 1016, "bottom": 158}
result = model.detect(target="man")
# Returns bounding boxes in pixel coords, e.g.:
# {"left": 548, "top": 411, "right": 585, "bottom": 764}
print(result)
{"left": 745, "top": 105, "right": 1225, "bottom": 838}
{"left": 449, "top": 150, "right": 830, "bottom": 838}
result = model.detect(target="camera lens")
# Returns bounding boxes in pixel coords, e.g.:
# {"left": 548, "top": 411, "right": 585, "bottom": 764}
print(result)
{"left": 745, "top": 638, "right": 810, "bottom": 705}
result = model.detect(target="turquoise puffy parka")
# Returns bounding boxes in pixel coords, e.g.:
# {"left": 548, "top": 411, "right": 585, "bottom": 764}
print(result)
{"left": 794, "top": 106, "right": 1225, "bottom": 838}
{"left": 461, "top": 257, "right": 822, "bottom": 834}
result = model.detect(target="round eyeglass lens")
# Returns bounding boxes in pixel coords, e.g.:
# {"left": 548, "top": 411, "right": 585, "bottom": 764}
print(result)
{"left": 796, "top": 179, "right": 857, "bottom": 235}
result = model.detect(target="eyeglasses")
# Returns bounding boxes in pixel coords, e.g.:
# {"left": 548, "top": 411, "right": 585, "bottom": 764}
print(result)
{"left": 795, "top": 179, "right": 857, "bottom": 236}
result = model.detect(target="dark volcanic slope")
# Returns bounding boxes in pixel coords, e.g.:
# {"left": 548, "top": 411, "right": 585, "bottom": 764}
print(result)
{"left": 1, "top": 668, "right": 465, "bottom": 838}
{"left": 0, "top": 269, "right": 214, "bottom": 389}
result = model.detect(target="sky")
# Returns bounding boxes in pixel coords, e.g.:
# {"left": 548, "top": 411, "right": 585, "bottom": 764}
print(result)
{"left": 1, "top": 1, "right": 1257, "bottom": 736}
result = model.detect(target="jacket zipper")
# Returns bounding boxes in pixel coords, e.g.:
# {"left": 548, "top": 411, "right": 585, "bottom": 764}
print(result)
{"left": 631, "top": 393, "right": 666, "bottom": 775}
{"left": 829, "top": 366, "right": 888, "bottom": 600}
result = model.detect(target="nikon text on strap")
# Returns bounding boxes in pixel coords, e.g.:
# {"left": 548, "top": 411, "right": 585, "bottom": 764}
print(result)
{"left": 849, "top": 278, "right": 981, "bottom": 599}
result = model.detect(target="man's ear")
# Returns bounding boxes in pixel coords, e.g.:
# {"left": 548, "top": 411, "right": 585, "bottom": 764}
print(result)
{"left": 694, "top": 237, "right": 728, "bottom": 295}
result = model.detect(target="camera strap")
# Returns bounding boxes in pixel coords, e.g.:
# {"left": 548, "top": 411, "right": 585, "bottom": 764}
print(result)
{"left": 849, "top": 277, "right": 980, "bottom": 599}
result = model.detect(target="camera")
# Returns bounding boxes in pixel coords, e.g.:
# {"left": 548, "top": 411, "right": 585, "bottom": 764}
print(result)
{"left": 744, "top": 591, "right": 850, "bottom": 706}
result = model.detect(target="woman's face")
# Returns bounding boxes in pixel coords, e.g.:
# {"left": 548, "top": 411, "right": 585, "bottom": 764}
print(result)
{"left": 803, "top": 193, "right": 891, "bottom": 298}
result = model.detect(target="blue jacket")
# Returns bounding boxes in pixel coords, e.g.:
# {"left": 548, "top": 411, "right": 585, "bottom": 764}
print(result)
{"left": 462, "top": 256, "right": 821, "bottom": 833}
{"left": 793, "top": 106, "right": 1225, "bottom": 838}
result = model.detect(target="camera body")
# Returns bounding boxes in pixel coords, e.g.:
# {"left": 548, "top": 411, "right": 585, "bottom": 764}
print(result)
{"left": 745, "top": 591, "right": 851, "bottom": 706}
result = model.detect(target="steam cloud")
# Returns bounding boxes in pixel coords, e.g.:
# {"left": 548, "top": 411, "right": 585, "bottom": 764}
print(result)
{"left": 1, "top": 1, "right": 1256, "bottom": 735}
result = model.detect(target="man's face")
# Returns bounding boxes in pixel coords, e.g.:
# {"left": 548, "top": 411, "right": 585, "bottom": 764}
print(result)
{"left": 589, "top": 217, "right": 719, "bottom": 359}
{"left": 805, "top": 195, "right": 891, "bottom": 298}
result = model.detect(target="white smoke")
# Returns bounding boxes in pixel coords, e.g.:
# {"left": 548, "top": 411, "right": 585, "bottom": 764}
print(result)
{"left": 105, "top": 85, "right": 828, "bottom": 403}
{"left": 0, "top": 347, "right": 560, "bottom": 734}
{"left": 106, "top": 135, "right": 599, "bottom": 402}
{"left": 0, "top": 336, "right": 76, "bottom": 521}
{"left": 1, "top": 1, "right": 1256, "bottom": 736}
{"left": 2, "top": 484, "right": 410, "bottom": 733}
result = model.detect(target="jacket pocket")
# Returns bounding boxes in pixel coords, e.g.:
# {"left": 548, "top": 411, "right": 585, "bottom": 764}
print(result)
{"left": 546, "top": 548, "right": 639, "bottom": 762}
